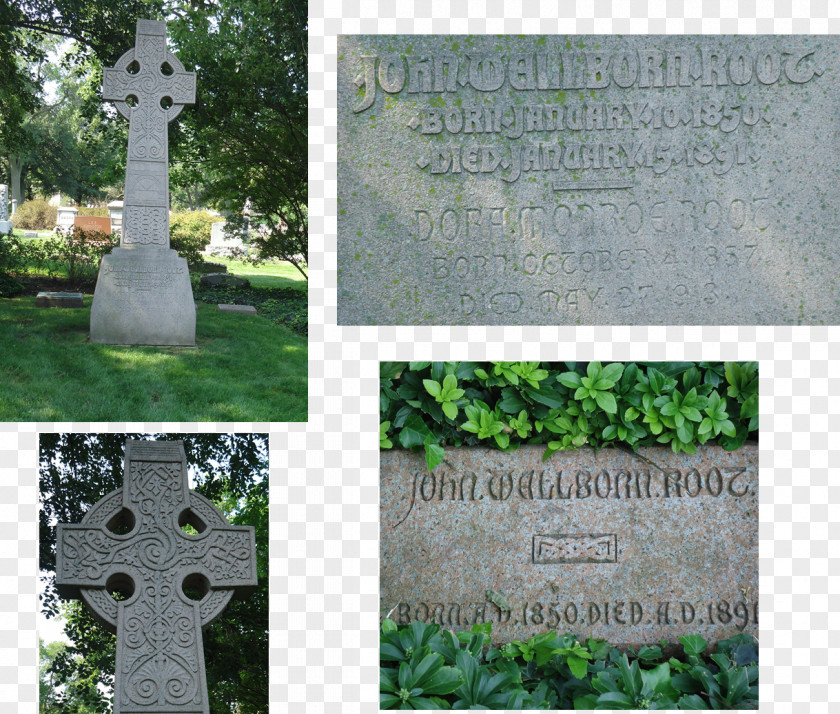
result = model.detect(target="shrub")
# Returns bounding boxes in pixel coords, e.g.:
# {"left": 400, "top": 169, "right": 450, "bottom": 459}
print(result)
{"left": 379, "top": 620, "right": 758, "bottom": 710}
{"left": 76, "top": 207, "right": 109, "bottom": 217}
{"left": 380, "top": 362, "right": 759, "bottom": 470}
{"left": 170, "top": 211, "right": 225, "bottom": 265}
{"left": 11, "top": 199, "right": 57, "bottom": 230}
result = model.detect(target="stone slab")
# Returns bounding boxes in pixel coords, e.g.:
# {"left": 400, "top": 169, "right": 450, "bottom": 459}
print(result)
{"left": 218, "top": 304, "right": 257, "bottom": 314}
{"left": 339, "top": 35, "right": 840, "bottom": 325}
{"left": 36, "top": 292, "right": 84, "bottom": 308}
{"left": 90, "top": 248, "right": 196, "bottom": 345}
{"left": 74, "top": 215, "right": 112, "bottom": 235}
{"left": 381, "top": 444, "right": 757, "bottom": 647}
{"left": 1, "top": 222, "right": 16, "bottom": 234}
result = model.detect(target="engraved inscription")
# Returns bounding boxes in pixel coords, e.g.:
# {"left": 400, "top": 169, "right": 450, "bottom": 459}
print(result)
{"left": 533, "top": 533, "right": 617, "bottom": 564}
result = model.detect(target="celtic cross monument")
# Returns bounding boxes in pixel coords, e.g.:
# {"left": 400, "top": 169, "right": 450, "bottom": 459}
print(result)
{"left": 90, "top": 19, "right": 196, "bottom": 345}
{"left": 56, "top": 440, "right": 257, "bottom": 714}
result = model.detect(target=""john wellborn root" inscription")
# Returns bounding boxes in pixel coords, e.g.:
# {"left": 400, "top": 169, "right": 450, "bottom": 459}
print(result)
{"left": 339, "top": 35, "right": 840, "bottom": 325}
{"left": 380, "top": 444, "right": 757, "bottom": 646}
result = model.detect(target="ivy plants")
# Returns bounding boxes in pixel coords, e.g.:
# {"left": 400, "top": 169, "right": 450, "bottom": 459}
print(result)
{"left": 380, "top": 362, "right": 758, "bottom": 470}
{"left": 380, "top": 620, "right": 758, "bottom": 710}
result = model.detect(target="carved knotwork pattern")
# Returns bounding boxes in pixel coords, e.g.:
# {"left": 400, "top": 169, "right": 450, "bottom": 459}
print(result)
{"left": 58, "top": 455, "right": 256, "bottom": 711}
{"left": 0, "top": 185, "right": 8, "bottom": 222}
{"left": 123, "top": 206, "right": 168, "bottom": 246}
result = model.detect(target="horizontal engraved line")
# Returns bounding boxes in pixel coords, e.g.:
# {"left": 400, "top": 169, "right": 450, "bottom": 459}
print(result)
{"left": 553, "top": 179, "right": 634, "bottom": 190}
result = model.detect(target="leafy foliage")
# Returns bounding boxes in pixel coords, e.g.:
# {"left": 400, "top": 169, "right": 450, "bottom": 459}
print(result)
{"left": 193, "top": 282, "right": 307, "bottom": 335}
{"left": 10, "top": 198, "right": 57, "bottom": 229}
{"left": 380, "top": 621, "right": 758, "bottom": 710}
{"left": 381, "top": 362, "right": 758, "bottom": 468}
{"left": 39, "top": 434, "right": 268, "bottom": 714}
{"left": 169, "top": 210, "right": 225, "bottom": 264}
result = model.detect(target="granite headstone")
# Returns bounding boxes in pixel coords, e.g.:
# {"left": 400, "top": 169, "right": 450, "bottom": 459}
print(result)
{"left": 381, "top": 444, "right": 757, "bottom": 646}
{"left": 90, "top": 19, "right": 197, "bottom": 345}
{"left": 339, "top": 35, "right": 840, "bottom": 325}
{"left": 56, "top": 440, "right": 257, "bottom": 714}
{"left": 74, "top": 215, "right": 112, "bottom": 237}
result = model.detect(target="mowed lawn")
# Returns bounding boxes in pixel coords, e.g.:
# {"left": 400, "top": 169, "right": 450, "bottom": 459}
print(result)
{"left": 0, "top": 296, "right": 307, "bottom": 422}
{"left": 206, "top": 257, "right": 306, "bottom": 289}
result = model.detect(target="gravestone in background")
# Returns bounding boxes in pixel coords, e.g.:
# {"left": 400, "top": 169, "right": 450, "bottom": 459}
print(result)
{"left": 90, "top": 19, "right": 196, "bottom": 345}
{"left": 0, "top": 184, "right": 12, "bottom": 234}
{"left": 74, "top": 215, "right": 112, "bottom": 237}
{"left": 381, "top": 444, "right": 757, "bottom": 647}
{"left": 339, "top": 35, "right": 840, "bottom": 325}
{"left": 56, "top": 440, "right": 257, "bottom": 714}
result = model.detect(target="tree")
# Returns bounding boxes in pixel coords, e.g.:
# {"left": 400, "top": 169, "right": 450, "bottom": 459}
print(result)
{"left": 40, "top": 433, "right": 268, "bottom": 714}
{"left": 168, "top": 0, "right": 308, "bottom": 277}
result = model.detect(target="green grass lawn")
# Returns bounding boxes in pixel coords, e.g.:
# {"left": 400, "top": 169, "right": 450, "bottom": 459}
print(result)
{"left": 0, "top": 295, "right": 307, "bottom": 421}
{"left": 207, "top": 256, "right": 307, "bottom": 289}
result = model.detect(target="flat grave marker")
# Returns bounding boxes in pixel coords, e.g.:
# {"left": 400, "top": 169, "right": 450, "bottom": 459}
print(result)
{"left": 36, "top": 292, "right": 84, "bottom": 308}
{"left": 339, "top": 35, "right": 840, "bottom": 325}
{"left": 381, "top": 444, "right": 758, "bottom": 647}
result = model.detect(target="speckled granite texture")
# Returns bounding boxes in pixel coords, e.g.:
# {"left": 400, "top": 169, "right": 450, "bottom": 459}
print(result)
{"left": 339, "top": 35, "right": 840, "bottom": 325}
{"left": 381, "top": 444, "right": 757, "bottom": 646}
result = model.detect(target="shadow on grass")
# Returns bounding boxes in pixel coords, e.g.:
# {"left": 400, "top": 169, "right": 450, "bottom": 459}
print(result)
{"left": 0, "top": 297, "right": 307, "bottom": 421}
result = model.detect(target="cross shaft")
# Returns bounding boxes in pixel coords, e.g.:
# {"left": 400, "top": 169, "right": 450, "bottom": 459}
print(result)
{"left": 102, "top": 20, "right": 195, "bottom": 248}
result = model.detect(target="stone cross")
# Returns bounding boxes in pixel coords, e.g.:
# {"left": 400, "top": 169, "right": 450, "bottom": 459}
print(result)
{"left": 56, "top": 440, "right": 257, "bottom": 714}
{"left": 102, "top": 19, "right": 195, "bottom": 248}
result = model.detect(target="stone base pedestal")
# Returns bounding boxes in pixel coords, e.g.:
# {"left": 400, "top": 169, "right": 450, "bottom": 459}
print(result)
{"left": 0, "top": 220, "right": 12, "bottom": 234}
{"left": 90, "top": 247, "right": 195, "bottom": 346}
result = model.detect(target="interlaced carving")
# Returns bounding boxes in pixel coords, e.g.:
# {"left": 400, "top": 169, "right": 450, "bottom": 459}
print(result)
{"left": 101, "top": 19, "right": 195, "bottom": 251}
{"left": 56, "top": 441, "right": 256, "bottom": 714}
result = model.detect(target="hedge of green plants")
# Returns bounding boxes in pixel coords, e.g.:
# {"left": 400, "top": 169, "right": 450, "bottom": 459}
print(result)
{"left": 380, "top": 362, "right": 758, "bottom": 470}
{"left": 381, "top": 620, "right": 757, "bottom": 710}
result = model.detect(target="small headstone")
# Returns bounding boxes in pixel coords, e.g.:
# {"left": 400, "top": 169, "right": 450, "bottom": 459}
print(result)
{"left": 0, "top": 184, "right": 11, "bottom": 234}
{"left": 36, "top": 292, "right": 84, "bottom": 308}
{"left": 381, "top": 444, "right": 757, "bottom": 647}
{"left": 199, "top": 272, "right": 249, "bottom": 288}
{"left": 56, "top": 440, "right": 257, "bottom": 714}
{"left": 23, "top": 231, "right": 38, "bottom": 239}
{"left": 55, "top": 206, "right": 78, "bottom": 232}
{"left": 108, "top": 200, "right": 124, "bottom": 232}
{"left": 339, "top": 35, "right": 840, "bottom": 325}
{"left": 218, "top": 304, "right": 257, "bottom": 314}
{"left": 90, "top": 19, "right": 197, "bottom": 345}
{"left": 73, "top": 215, "right": 112, "bottom": 237}
{"left": 205, "top": 220, "right": 245, "bottom": 255}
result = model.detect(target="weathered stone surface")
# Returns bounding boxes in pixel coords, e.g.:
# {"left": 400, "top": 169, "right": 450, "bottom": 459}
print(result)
{"left": 339, "top": 35, "right": 840, "bottom": 325}
{"left": 0, "top": 184, "right": 10, "bottom": 234}
{"left": 381, "top": 444, "right": 757, "bottom": 646}
{"left": 56, "top": 206, "right": 78, "bottom": 231}
{"left": 74, "top": 215, "right": 112, "bottom": 236}
{"left": 56, "top": 440, "right": 257, "bottom": 714}
{"left": 36, "top": 291, "right": 84, "bottom": 308}
{"left": 90, "top": 19, "right": 197, "bottom": 345}
{"left": 218, "top": 303, "right": 257, "bottom": 314}
{"left": 199, "top": 272, "right": 249, "bottom": 288}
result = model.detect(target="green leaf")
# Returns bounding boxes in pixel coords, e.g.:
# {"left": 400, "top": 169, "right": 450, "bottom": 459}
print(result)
{"left": 398, "top": 415, "right": 433, "bottom": 449}
{"left": 441, "top": 401, "right": 458, "bottom": 420}
{"left": 679, "top": 634, "right": 708, "bottom": 657}
{"left": 424, "top": 442, "right": 445, "bottom": 471}
{"left": 422, "top": 379, "right": 442, "bottom": 398}
{"left": 599, "top": 362, "right": 625, "bottom": 386}
{"left": 559, "top": 371, "right": 583, "bottom": 388}
{"left": 593, "top": 390, "right": 618, "bottom": 414}
{"left": 677, "top": 694, "right": 709, "bottom": 709}
{"left": 497, "top": 387, "right": 527, "bottom": 414}
{"left": 567, "top": 654, "right": 589, "bottom": 679}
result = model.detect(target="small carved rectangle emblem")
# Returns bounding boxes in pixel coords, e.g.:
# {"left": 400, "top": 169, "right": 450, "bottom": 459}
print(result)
{"left": 532, "top": 533, "right": 617, "bottom": 564}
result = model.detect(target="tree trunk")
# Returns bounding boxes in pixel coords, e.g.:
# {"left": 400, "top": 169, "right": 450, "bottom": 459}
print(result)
{"left": 9, "top": 154, "right": 24, "bottom": 207}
